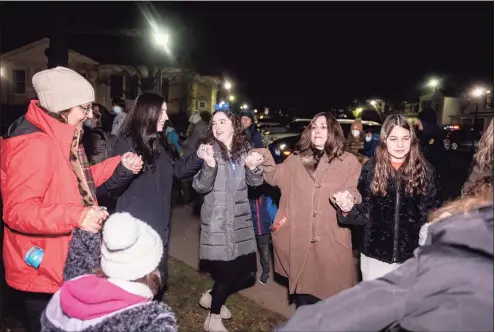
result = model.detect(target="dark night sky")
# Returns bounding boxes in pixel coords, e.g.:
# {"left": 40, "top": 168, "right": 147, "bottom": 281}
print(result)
{"left": 1, "top": 1, "right": 493, "bottom": 113}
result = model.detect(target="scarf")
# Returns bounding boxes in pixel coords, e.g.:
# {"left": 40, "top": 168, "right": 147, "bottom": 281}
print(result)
{"left": 70, "top": 128, "right": 98, "bottom": 207}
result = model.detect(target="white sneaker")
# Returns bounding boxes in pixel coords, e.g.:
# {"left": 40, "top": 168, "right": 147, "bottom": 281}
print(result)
{"left": 204, "top": 313, "right": 228, "bottom": 332}
{"left": 199, "top": 290, "right": 232, "bottom": 320}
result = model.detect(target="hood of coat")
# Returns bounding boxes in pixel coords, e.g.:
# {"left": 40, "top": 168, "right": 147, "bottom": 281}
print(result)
{"left": 425, "top": 204, "right": 493, "bottom": 257}
{"left": 44, "top": 274, "right": 151, "bottom": 331}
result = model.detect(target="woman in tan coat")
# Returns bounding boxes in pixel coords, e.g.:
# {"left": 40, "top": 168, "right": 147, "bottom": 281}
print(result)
{"left": 255, "top": 112, "right": 362, "bottom": 307}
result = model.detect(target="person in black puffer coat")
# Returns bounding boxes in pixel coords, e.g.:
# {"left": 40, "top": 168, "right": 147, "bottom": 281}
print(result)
{"left": 417, "top": 107, "right": 446, "bottom": 179}
{"left": 335, "top": 115, "right": 442, "bottom": 281}
{"left": 240, "top": 109, "right": 272, "bottom": 284}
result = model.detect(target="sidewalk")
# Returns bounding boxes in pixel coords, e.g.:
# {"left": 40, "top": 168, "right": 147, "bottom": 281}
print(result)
{"left": 168, "top": 205, "right": 296, "bottom": 318}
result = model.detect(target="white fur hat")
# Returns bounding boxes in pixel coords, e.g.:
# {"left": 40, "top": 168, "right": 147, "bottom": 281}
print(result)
{"left": 32, "top": 66, "right": 95, "bottom": 113}
{"left": 101, "top": 213, "right": 163, "bottom": 281}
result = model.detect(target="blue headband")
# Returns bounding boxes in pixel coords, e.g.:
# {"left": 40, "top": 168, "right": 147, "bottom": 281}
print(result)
{"left": 214, "top": 102, "right": 231, "bottom": 112}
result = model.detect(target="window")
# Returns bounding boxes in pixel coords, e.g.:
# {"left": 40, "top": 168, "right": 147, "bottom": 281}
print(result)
{"left": 13, "top": 69, "right": 26, "bottom": 93}
{"left": 125, "top": 76, "right": 139, "bottom": 99}
{"left": 110, "top": 75, "right": 124, "bottom": 98}
{"left": 199, "top": 101, "right": 207, "bottom": 109}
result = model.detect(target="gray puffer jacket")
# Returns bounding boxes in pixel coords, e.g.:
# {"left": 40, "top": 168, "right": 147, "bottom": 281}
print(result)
{"left": 193, "top": 143, "right": 263, "bottom": 261}
{"left": 277, "top": 204, "right": 494, "bottom": 332}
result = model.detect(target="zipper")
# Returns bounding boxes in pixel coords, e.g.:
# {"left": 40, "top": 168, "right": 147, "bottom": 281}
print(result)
{"left": 392, "top": 173, "right": 401, "bottom": 262}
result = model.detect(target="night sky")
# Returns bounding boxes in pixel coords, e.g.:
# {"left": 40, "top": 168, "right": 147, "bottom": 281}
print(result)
{"left": 2, "top": 1, "right": 493, "bottom": 114}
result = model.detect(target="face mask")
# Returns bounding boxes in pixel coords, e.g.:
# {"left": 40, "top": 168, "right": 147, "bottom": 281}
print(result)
{"left": 351, "top": 130, "right": 360, "bottom": 138}
{"left": 365, "top": 135, "right": 372, "bottom": 142}
{"left": 113, "top": 106, "right": 123, "bottom": 114}
{"left": 83, "top": 119, "right": 93, "bottom": 128}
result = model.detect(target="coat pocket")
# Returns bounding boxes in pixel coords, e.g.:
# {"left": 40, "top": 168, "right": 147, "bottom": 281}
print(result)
{"left": 333, "top": 226, "right": 352, "bottom": 250}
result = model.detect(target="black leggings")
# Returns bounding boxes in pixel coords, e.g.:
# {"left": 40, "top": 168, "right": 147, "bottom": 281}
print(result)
{"left": 210, "top": 272, "right": 255, "bottom": 314}
{"left": 20, "top": 291, "right": 52, "bottom": 332}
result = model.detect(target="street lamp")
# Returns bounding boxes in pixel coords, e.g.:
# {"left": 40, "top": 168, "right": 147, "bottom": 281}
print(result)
{"left": 369, "top": 100, "right": 377, "bottom": 107}
{"left": 242, "top": 104, "right": 248, "bottom": 110}
{"left": 426, "top": 78, "right": 440, "bottom": 93}
{"left": 229, "top": 95, "right": 235, "bottom": 102}
{"left": 153, "top": 31, "right": 170, "bottom": 49}
{"left": 224, "top": 81, "right": 232, "bottom": 90}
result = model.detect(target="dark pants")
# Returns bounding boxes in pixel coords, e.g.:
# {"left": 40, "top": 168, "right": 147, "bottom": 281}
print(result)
{"left": 205, "top": 253, "right": 257, "bottom": 314}
{"left": 20, "top": 291, "right": 52, "bottom": 332}
{"left": 293, "top": 293, "right": 321, "bottom": 308}
{"left": 256, "top": 234, "right": 270, "bottom": 277}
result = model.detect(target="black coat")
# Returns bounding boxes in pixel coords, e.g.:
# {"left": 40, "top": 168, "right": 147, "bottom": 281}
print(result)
{"left": 340, "top": 158, "right": 442, "bottom": 264}
{"left": 112, "top": 137, "right": 203, "bottom": 240}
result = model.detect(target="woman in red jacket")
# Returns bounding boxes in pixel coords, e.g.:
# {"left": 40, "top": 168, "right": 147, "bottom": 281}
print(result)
{"left": 0, "top": 67, "right": 140, "bottom": 332}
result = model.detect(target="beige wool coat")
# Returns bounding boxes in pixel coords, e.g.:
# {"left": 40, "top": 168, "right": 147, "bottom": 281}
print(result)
{"left": 255, "top": 149, "right": 362, "bottom": 300}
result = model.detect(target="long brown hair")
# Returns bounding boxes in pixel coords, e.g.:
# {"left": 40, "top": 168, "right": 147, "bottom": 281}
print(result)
{"left": 474, "top": 118, "right": 494, "bottom": 171}
{"left": 95, "top": 268, "right": 162, "bottom": 296}
{"left": 201, "top": 110, "right": 250, "bottom": 163}
{"left": 371, "top": 114, "right": 429, "bottom": 196}
{"left": 294, "top": 112, "right": 345, "bottom": 163}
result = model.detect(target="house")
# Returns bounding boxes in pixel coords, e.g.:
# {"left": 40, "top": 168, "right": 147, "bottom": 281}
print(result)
{"left": 403, "top": 87, "right": 493, "bottom": 131}
{"left": 0, "top": 38, "right": 220, "bottom": 116}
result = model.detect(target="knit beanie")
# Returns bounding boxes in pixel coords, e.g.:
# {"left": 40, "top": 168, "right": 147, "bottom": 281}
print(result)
{"left": 101, "top": 213, "right": 163, "bottom": 281}
{"left": 240, "top": 109, "right": 255, "bottom": 123}
{"left": 32, "top": 66, "right": 95, "bottom": 113}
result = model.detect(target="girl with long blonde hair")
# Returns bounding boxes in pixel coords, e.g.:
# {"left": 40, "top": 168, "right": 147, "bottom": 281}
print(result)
{"left": 334, "top": 114, "right": 443, "bottom": 280}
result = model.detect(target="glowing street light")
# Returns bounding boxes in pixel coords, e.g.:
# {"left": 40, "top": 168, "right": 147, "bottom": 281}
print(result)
{"left": 254, "top": 109, "right": 258, "bottom": 113}
{"left": 224, "top": 81, "right": 232, "bottom": 90}
{"left": 153, "top": 31, "right": 170, "bottom": 49}
{"left": 427, "top": 78, "right": 440, "bottom": 88}
{"left": 229, "top": 95, "right": 235, "bottom": 101}
{"left": 369, "top": 100, "right": 377, "bottom": 107}
{"left": 471, "top": 87, "right": 486, "bottom": 98}
{"left": 242, "top": 104, "right": 248, "bottom": 109}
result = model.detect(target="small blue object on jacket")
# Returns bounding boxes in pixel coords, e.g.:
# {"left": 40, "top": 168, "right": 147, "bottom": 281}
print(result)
{"left": 166, "top": 127, "right": 182, "bottom": 155}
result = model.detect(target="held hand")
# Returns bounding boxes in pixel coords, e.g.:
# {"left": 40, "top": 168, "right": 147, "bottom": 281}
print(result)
{"left": 245, "top": 151, "right": 264, "bottom": 170}
{"left": 121, "top": 152, "right": 144, "bottom": 174}
{"left": 333, "top": 190, "right": 356, "bottom": 213}
{"left": 79, "top": 207, "right": 109, "bottom": 233}
{"left": 197, "top": 144, "right": 216, "bottom": 167}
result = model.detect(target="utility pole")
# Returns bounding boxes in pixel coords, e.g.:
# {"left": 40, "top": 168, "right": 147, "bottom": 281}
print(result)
{"left": 46, "top": 7, "right": 68, "bottom": 68}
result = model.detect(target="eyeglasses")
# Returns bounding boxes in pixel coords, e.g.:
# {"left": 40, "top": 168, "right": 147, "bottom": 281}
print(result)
{"left": 80, "top": 104, "right": 93, "bottom": 114}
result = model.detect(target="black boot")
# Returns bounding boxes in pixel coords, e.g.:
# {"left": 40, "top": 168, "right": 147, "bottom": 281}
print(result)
{"left": 256, "top": 234, "right": 270, "bottom": 284}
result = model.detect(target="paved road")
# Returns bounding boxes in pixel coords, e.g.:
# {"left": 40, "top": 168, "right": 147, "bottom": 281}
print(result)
{"left": 168, "top": 205, "right": 296, "bottom": 318}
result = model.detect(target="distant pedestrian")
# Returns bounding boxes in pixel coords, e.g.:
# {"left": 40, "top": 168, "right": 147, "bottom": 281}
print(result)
{"left": 240, "top": 108, "right": 272, "bottom": 284}
{"left": 111, "top": 97, "right": 127, "bottom": 136}
{"left": 417, "top": 107, "right": 446, "bottom": 177}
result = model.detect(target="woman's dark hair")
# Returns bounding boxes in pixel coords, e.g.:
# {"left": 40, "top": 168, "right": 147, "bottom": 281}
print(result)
{"left": 294, "top": 112, "right": 345, "bottom": 163}
{"left": 118, "top": 92, "right": 175, "bottom": 169}
{"left": 202, "top": 110, "right": 250, "bottom": 163}
{"left": 372, "top": 114, "right": 429, "bottom": 196}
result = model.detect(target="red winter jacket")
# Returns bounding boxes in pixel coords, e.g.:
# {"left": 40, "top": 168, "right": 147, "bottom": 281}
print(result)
{"left": 0, "top": 100, "right": 121, "bottom": 293}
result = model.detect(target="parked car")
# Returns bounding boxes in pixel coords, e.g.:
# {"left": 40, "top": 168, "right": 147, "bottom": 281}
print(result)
{"left": 444, "top": 128, "right": 482, "bottom": 152}
{"left": 268, "top": 119, "right": 381, "bottom": 163}
{"left": 261, "top": 118, "right": 312, "bottom": 146}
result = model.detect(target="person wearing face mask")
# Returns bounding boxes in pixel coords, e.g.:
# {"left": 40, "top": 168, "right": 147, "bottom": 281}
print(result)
{"left": 344, "top": 119, "right": 365, "bottom": 162}
{"left": 361, "top": 127, "right": 381, "bottom": 160}
{"left": 111, "top": 97, "right": 127, "bottom": 136}
{"left": 253, "top": 112, "right": 362, "bottom": 308}
{"left": 0, "top": 67, "right": 143, "bottom": 332}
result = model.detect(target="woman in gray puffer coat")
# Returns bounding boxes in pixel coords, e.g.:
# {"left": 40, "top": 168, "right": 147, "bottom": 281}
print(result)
{"left": 193, "top": 109, "right": 267, "bottom": 332}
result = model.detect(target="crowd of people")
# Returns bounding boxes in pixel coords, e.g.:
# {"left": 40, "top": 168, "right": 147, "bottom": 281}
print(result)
{"left": 0, "top": 66, "right": 493, "bottom": 332}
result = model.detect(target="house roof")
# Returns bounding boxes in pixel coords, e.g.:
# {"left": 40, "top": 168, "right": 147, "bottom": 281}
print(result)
{"left": 1, "top": 37, "right": 99, "bottom": 65}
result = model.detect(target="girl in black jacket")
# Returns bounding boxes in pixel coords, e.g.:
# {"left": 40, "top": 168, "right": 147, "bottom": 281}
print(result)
{"left": 111, "top": 93, "right": 205, "bottom": 297}
{"left": 334, "top": 114, "right": 442, "bottom": 280}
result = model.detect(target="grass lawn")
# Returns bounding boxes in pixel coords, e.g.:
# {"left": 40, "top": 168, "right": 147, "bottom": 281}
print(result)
{"left": 1, "top": 257, "right": 285, "bottom": 332}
